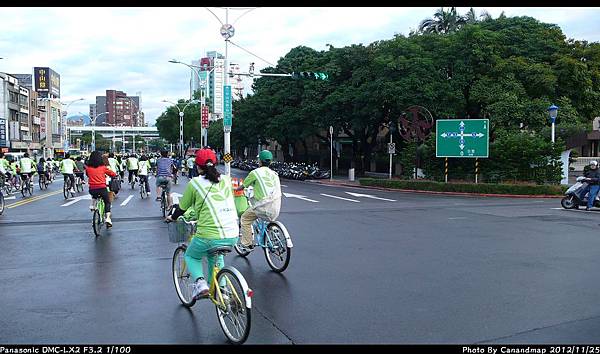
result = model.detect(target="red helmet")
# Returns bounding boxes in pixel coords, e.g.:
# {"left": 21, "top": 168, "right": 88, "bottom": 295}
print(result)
{"left": 195, "top": 148, "right": 217, "bottom": 166}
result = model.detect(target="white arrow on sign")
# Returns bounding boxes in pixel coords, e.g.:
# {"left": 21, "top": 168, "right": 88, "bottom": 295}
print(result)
{"left": 283, "top": 192, "right": 319, "bottom": 203}
{"left": 61, "top": 194, "right": 92, "bottom": 207}
{"left": 441, "top": 133, "right": 448, "bottom": 138}
{"left": 459, "top": 144, "right": 465, "bottom": 150}
{"left": 344, "top": 192, "right": 396, "bottom": 202}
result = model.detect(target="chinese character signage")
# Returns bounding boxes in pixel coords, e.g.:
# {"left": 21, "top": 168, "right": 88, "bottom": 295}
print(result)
{"left": 201, "top": 106, "right": 209, "bottom": 128}
{"left": 223, "top": 85, "right": 232, "bottom": 127}
{"left": 34, "top": 67, "right": 60, "bottom": 99}
{"left": 0, "top": 118, "right": 7, "bottom": 147}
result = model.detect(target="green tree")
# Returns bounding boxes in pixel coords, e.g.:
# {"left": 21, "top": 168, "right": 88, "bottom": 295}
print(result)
{"left": 418, "top": 7, "right": 466, "bottom": 34}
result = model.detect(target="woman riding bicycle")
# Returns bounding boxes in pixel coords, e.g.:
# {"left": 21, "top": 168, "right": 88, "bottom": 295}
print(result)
{"left": 166, "top": 148, "right": 239, "bottom": 299}
{"left": 86, "top": 151, "right": 117, "bottom": 227}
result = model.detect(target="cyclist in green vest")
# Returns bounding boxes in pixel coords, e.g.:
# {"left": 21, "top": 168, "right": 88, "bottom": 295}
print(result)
{"left": 235, "top": 150, "right": 282, "bottom": 249}
{"left": 166, "top": 148, "right": 239, "bottom": 299}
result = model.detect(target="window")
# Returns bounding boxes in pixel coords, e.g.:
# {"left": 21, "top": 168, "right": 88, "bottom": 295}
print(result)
{"left": 9, "top": 110, "right": 18, "bottom": 121}
{"left": 9, "top": 92, "right": 18, "bottom": 103}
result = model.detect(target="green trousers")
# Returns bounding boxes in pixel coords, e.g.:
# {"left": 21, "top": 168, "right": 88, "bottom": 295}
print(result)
{"left": 184, "top": 237, "right": 238, "bottom": 285}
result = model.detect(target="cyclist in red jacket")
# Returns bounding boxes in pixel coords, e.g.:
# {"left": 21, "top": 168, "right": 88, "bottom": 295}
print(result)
{"left": 85, "top": 151, "right": 117, "bottom": 227}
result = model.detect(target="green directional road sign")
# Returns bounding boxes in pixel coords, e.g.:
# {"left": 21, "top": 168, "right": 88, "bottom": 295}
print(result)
{"left": 223, "top": 85, "right": 232, "bottom": 127}
{"left": 436, "top": 119, "right": 489, "bottom": 158}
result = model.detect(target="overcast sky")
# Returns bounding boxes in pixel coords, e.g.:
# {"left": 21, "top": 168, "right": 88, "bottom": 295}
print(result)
{"left": 1, "top": 7, "right": 599, "bottom": 126}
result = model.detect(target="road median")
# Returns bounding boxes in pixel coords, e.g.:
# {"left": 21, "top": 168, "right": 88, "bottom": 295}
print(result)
{"left": 308, "top": 178, "right": 567, "bottom": 198}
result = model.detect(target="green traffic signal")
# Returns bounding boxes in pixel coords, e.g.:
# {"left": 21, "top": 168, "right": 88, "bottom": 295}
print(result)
{"left": 291, "top": 71, "right": 328, "bottom": 80}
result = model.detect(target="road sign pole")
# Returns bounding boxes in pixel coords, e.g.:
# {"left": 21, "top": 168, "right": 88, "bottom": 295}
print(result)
{"left": 475, "top": 158, "right": 479, "bottom": 184}
{"left": 330, "top": 126, "right": 333, "bottom": 182}
{"left": 389, "top": 133, "right": 393, "bottom": 180}
{"left": 445, "top": 157, "right": 448, "bottom": 183}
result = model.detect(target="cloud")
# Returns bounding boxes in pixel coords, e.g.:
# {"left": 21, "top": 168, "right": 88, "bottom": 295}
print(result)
{"left": 1, "top": 7, "right": 599, "bottom": 127}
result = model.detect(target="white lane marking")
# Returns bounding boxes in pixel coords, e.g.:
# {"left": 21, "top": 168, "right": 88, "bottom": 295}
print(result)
{"left": 448, "top": 217, "right": 467, "bottom": 220}
{"left": 320, "top": 193, "right": 360, "bottom": 203}
{"left": 4, "top": 196, "right": 16, "bottom": 200}
{"left": 345, "top": 191, "right": 396, "bottom": 202}
{"left": 120, "top": 195, "right": 134, "bottom": 206}
{"left": 61, "top": 194, "right": 92, "bottom": 207}
{"left": 281, "top": 184, "right": 288, "bottom": 187}
{"left": 283, "top": 192, "right": 319, "bottom": 203}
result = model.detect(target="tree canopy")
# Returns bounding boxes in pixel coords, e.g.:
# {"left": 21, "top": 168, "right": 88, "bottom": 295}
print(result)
{"left": 157, "top": 11, "right": 600, "bottom": 177}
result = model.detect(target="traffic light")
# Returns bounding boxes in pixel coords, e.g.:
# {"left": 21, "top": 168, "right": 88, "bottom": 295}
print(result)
{"left": 291, "top": 71, "right": 328, "bottom": 80}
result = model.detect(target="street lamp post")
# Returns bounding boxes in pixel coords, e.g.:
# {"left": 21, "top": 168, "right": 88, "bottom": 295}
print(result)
{"left": 61, "top": 98, "right": 85, "bottom": 149}
{"left": 169, "top": 60, "right": 224, "bottom": 149}
{"left": 548, "top": 104, "right": 559, "bottom": 144}
{"left": 205, "top": 6, "right": 258, "bottom": 176}
{"left": 162, "top": 99, "right": 197, "bottom": 157}
{"left": 91, "top": 112, "right": 108, "bottom": 151}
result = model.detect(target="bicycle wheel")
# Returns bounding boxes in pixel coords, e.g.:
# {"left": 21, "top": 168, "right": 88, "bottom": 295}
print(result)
{"left": 21, "top": 179, "right": 27, "bottom": 197}
{"left": 215, "top": 268, "right": 251, "bottom": 344}
{"left": 92, "top": 209, "right": 103, "bottom": 237}
{"left": 63, "top": 180, "right": 70, "bottom": 199}
{"left": 0, "top": 192, "right": 4, "bottom": 215}
{"left": 161, "top": 194, "right": 166, "bottom": 217}
{"left": 263, "top": 223, "right": 291, "bottom": 273}
{"left": 140, "top": 183, "right": 146, "bottom": 199}
{"left": 38, "top": 175, "right": 45, "bottom": 190}
{"left": 76, "top": 179, "right": 83, "bottom": 193}
{"left": 27, "top": 181, "right": 33, "bottom": 196}
{"left": 172, "top": 245, "right": 196, "bottom": 308}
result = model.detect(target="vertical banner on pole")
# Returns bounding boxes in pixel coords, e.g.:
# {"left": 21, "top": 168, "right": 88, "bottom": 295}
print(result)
{"left": 201, "top": 106, "right": 209, "bottom": 128}
{"left": 445, "top": 157, "right": 448, "bottom": 183}
{"left": 223, "top": 85, "right": 232, "bottom": 128}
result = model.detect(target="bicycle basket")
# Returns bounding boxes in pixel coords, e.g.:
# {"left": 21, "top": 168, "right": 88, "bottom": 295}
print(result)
{"left": 168, "top": 219, "right": 196, "bottom": 243}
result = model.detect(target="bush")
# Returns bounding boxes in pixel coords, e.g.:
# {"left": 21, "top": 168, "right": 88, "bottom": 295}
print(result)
{"left": 421, "top": 130, "right": 564, "bottom": 185}
{"left": 359, "top": 178, "right": 568, "bottom": 195}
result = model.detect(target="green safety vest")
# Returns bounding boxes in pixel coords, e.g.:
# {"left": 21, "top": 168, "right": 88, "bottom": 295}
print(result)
{"left": 179, "top": 175, "right": 239, "bottom": 240}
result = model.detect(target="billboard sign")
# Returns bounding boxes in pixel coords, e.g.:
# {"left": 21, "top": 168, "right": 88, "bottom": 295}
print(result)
{"left": 34, "top": 67, "right": 60, "bottom": 98}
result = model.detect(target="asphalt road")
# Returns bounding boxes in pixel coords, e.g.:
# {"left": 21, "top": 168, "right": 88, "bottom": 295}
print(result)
{"left": 1, "top": 168, "right": 600, "bottom": 344}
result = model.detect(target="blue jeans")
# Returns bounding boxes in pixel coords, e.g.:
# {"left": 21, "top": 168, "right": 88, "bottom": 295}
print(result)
{"left": 588, "top": 185, "right": 600, "bottom": 209}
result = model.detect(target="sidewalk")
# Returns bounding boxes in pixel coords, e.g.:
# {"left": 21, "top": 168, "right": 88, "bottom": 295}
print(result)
{"left": 306, "top": 176, "right": 564, "bottom": 199}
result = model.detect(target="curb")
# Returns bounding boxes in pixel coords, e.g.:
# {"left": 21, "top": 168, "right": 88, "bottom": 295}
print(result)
{"left": 307, "top": 180, "right": 563, "bottom": 199}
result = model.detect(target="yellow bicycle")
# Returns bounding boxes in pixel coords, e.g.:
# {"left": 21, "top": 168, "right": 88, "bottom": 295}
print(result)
{"left": 169, "top": 219, "right": 253, "bottom": 344}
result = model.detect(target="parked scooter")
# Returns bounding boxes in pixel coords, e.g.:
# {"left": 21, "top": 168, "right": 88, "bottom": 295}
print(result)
{"left": 561, "top": 176, "right": 600, "bottom": 209}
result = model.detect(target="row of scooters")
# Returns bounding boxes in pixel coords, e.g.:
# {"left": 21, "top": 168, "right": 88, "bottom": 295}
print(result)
{"left": 231, "top": 159, "right": 331, "bottom": 181}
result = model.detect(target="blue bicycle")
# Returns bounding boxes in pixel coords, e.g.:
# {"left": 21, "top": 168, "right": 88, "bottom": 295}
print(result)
{"left": 235, "top": 216, "right": 293, "bottom": 273}
{"left": 233, "top": 187, "right": 292, "bottom": 272}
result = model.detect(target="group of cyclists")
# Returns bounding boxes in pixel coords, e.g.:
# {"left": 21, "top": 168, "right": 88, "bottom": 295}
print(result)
{"left": 2, "top": 147, "right": 283, "bottom": 304}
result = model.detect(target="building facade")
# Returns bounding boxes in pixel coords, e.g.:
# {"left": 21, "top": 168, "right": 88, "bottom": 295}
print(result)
{"left": 95, "top": 90, "right": 142, "bottom": 127}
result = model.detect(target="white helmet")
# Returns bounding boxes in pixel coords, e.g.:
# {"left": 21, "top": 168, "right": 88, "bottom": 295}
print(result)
{"left": 591, "top": 160, "right": 598, "bottom": 166}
